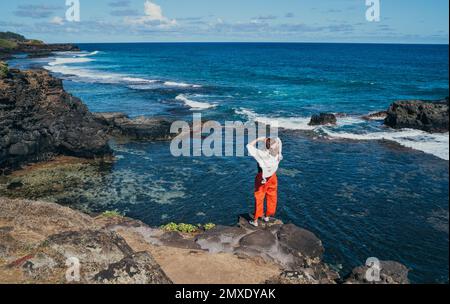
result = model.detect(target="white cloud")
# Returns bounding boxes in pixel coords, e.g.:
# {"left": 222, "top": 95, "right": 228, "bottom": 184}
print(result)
{"left": 125, "top": 0, "right": 176, "bottom": 27}
{"left": 144, "top": 0, "right": 164, "bottom": 21}
{"left": 50, "top": 16, "right": 64, "bottom": 25}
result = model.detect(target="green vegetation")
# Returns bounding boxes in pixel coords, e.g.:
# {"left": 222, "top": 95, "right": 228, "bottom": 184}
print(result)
{"left": 0, "top": 31, "right": 26, "bottom": 41}
{"left": 0, "top": 61, "right": 8, "bottom": 78}
{"left": 101, "top": 210, "right": 123, "bottom": 218}
{"left": 161, "top": 222, "right": 198, "bottom": 233}
{"left": 161, "top": 222, "right": 216, "bottom": 233}
{"left": 0, "top": 38, "right": 18, "bottom": 50}
{"left": 203, "top": 223, "right": 216, "bottom": 230}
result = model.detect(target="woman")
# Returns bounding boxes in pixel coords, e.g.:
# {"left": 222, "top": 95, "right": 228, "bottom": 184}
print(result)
{"left": 246, "top": 137, "right": 283, "bottom": 227}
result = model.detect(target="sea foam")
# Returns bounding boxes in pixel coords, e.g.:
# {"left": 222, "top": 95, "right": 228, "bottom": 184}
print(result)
{"left": 175, "top": 94, "right": 216, "bottom": 110}
{"left": 45, "top": 54, "right": 202, "bottom": 89}
{"left": 322, "top": 128, "right": 449, "bottom": 161}
{"left": 236, "top": 108, "right": 449, "bottom": 160}
{"left": 48, "top": 57, "right": 94, "bottom": 66}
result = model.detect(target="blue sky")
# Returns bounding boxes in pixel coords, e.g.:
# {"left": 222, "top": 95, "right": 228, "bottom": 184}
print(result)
{"left": 0, "top": 0, "right": 448, "bottom": 44}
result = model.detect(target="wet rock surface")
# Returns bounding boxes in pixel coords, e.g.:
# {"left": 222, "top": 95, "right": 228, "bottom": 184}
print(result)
{"left": 309, "top": 113, "right": 337, "bottom": 126}
{"left": 384, "top": 98, "right": 449, "bottom": 132}
{"left": 0, "top": 69, "right": 111, "bottom": 173}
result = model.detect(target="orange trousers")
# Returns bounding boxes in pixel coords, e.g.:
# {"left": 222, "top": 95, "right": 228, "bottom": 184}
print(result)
{"left": 254, "top": 173, "right": 278, "bottom": 220}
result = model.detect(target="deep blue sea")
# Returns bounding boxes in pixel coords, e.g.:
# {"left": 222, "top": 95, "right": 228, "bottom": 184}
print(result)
{"left": 9, "top": 43, "right": 449, "bottom": 283}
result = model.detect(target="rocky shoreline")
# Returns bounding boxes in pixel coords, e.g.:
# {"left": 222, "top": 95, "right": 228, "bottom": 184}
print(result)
{"left": 0, "top": 198, "right": 410, "bottom": 284}
{"left": 1, "top": 32, "right": 440, "bottom": 284}
{"left": 0, "top": 68, "right": 175, "bottom": 174}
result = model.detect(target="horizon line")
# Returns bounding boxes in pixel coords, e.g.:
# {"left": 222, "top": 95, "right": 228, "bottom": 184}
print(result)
{"left": 65, "top": 41, "right": 450, "bottom": 46}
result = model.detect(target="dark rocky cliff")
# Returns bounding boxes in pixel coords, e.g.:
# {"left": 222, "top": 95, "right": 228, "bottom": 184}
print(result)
{"left": 0, "top": 69, "right": 111, "bottom": 174}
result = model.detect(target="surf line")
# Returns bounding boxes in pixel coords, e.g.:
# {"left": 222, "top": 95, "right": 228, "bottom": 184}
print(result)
{"left": 170, "top": 113, "right": 279, "bottom": 157}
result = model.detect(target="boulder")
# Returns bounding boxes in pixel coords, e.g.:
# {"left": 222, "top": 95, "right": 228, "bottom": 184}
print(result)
{"left": 384, "top": 98, "right": 449, "bottom": 132}
{"left": 93, "top": 252, "right": 172, "bottom": 284}
{"left": 308, "top": 113, "right": 337, "bottom": 126}
{"left": 277, "top": 224, "right": 324, "bottom": 261}
{"left": 344, "top": 260, "right": 410, "bottom": 284}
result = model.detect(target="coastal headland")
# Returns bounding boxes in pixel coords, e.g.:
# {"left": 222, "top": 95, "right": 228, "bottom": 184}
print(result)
{"left": 1, "top": 32, "right": 448, "bottom": 284}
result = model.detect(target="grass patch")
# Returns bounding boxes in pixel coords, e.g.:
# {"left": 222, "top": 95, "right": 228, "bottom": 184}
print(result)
{"left": 101, "top": 210, "right": 123, "bottom": 218}
{"left": 0, "top": 38, "right": 18, "bottom": 50}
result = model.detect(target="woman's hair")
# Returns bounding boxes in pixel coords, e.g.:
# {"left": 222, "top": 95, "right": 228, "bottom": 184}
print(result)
{"left": 266, "top": 138, "right": 282, "bottom": 159}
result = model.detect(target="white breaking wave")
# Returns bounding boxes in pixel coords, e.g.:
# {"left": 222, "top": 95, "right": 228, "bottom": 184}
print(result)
{"left": 77, "top": 51, "right": 100, "bottom": 57}
{"left": 48, "top": 57, "right": 94, "bottom": 66}
{"left": 236, "top": 108, "right": 449, "bottom": 160}
{"left": 45, "top": 64, "right": 157, "bottom": 85}
{"left": 236, "top": 108, "right": 315, "bottom": 130}
{"left": 175, "top": 94, "right": 216, "bottom": 110}
{"left": 322, "top": 128, "right": 449, "bottom": 161}
{"left": 164, "top": 81, "right": 202, "bottom": 88}
{"left": 236, "top": 108, "right": 366, "bottom": 131}
{"left": 45, "top": 55, "right": 203, "bottom": 88}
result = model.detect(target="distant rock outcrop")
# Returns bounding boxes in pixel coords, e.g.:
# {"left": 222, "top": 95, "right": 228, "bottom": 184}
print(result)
{"left": 0, "top": 69, "right": 111, "bottom": 173}
{"left": 0, "top": 31, "right": 79, "bottom": 60}
{"left": 94, "top": 112, "right": 173, "bottom": 141}
{"left": 309, "top": 113, "right": 337, "bottom": 126}
{"left": 384, "top": 98, "right": 449, "bottom": 133}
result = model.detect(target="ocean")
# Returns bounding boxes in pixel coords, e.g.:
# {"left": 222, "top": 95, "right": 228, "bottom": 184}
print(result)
{"left": 8, "top": 43, "right": 449, "bottom": 283}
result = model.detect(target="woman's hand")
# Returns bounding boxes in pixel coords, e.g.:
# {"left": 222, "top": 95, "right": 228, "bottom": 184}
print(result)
{"left": 248, "top": 137, "right": 267, "bottom": 147}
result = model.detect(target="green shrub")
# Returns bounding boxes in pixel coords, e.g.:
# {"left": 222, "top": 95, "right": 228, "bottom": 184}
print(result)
{"left": 204, "top": 223, "right": 216, "bottom": 231}
{"left": 161, "top": 222, "right": 216, "bottom": 233}
{"left": 101, "top": 210, "right": 123, "bottom": 218}
{"left": 0, "top": 61, "right": 8, "bottom": 78}
{"left": 161, "top": 222, "right": 199, "bottom": 233}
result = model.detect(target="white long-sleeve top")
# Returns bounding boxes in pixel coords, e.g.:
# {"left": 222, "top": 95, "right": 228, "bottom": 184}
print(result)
{"left": 246, "top": 139, "right": 283, "bottom": 179}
